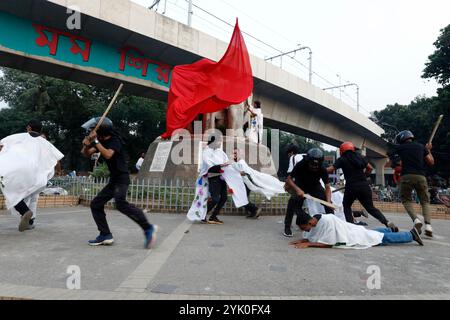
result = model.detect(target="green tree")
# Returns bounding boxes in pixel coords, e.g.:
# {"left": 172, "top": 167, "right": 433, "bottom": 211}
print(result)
{"left": 423, "top": 24, "right": 450, "bottom": 86}
{"left": 371, "top": 24, "right": 450, "bottom": 179}
{"left": 277, "top": 131, "right": 321, "bottom": 178}
{"left": 0, "top": 67, "right": 167, "bottom": 173}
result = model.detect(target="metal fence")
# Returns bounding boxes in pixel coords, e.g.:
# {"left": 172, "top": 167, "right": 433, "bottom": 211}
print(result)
{"left": 49, "top": 177, "right": 291, "bottom": 215}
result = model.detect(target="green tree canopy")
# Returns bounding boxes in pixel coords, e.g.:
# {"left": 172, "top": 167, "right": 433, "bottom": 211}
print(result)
{"left": 372, "top": 23, "right": 450, "bottom": 179}
{"left": 423, "top": 24, "right": 450, "bottom": 86}
{"left": 0, "top": 67, "right": 166, "bottom": 173}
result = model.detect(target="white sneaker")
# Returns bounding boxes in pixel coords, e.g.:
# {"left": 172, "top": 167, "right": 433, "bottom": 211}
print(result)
{"left": 414, "top": 219, "right": 423, "bottom": 234}
{"left": 425, "top": 224, "right": 433, "bottom": 237}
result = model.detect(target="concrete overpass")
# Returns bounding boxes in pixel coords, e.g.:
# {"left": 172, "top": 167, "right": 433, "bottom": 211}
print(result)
{"left": 0, "top": 0, "right": 389, "bottom": 183}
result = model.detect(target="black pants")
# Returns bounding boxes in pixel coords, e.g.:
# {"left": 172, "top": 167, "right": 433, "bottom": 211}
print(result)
{"left": 244, "top": 185, "right": 258, "bottom": 215}
{"left": 285, "top": 186, "right": 333, "bottom": 228}
{"left": 206, "top": 176, "right": 228, "bottom": 217}
{"left": 90, "top": 181, "right": 151, "bottom": 236}
{"left": 14, "top": 200, "right": 30, "bottom": 216}
{"left": 343, "top": 182, "right": 388, "bottom": 225}
{"left": 14, "top": 200, "right": 35, "bottom": 225}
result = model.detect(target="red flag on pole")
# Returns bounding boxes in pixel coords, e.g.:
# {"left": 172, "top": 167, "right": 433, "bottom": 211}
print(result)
{"left": 161, "top": 20, "right": 253, "bottom": 139}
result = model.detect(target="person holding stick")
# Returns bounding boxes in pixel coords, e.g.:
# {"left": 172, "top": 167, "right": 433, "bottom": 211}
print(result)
{"left": 390, "top": 130, "right": 435, "bottom": 237}
{"left": 283, "top": 148, "right": 334, "bottom": 237}
{"left": 81, "top": 117, "right": 158, "bottom": 248}
{"left": 326, "top": 142, "right": 399, "bottom": 231}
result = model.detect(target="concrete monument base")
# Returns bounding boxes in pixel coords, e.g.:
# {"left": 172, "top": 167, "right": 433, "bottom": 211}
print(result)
{"left": 137, "top": 135, "right": 279, "bottom": 182}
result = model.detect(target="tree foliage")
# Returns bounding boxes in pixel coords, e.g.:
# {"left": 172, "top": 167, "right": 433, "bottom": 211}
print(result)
{"left": 423, "top": 24, "right": 450, "bottom": 86}
{"left": 277, "top": 131, "right": 321, "bottom": 178}
{"left": 0, "top": 67, "right": 166, "bottom": 173}
{"left": 372, "top": 24, "right": 450, "bottom": 179}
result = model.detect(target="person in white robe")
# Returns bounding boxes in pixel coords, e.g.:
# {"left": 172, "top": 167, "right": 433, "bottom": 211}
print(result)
{"left": 290, "top": 213, "right": 423, "bottom": 249}
{"left": 135, "top": 153, "right": 145, "bottom": 171}
{"left": 286, "top": 144, "right": 305, "bottom": 175}
{"left": 245, "top": 100, "right": 263, "bottom": 144}
{"left": 187, "top": 135, "right": 248, "bottom": 224}
{"left": 9, "top": 133, "right": 62, "bottom": 229}
{"left": 0, "top": 120, "right": 64, "bottom": 231}
{"left": 232, "top": 148, "right": 285, "bottom": 218}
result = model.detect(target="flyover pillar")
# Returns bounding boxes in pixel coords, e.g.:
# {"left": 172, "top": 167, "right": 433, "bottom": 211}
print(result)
{"left": 372, "top": 158, "right": 387, "bottom": 186}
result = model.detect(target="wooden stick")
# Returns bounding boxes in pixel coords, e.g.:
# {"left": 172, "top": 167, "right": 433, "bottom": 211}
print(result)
{"left": 93, "top": 83, "right": 124, "bottom": 132}
{"left": 304, "top": 194, "right": 338, "bottom": 209}
{"left": 428, "top": 114, "right": 444, "bottom": 145}
{"left": 332, "top": 186, "right": 345, "bottom": 193}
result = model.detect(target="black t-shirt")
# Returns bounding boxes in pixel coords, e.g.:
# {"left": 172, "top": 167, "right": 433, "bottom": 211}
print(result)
{"left": 100, "top": 135, "right": 129, "bottom": 182}
{"left": 394, "top": 142, "right": 429, "bottom": 176}
{"left": 333, "top": 152, "right": 368, "bottom": 186}
{"left": 289, "top": 159, "right": 329, "bottom": 192}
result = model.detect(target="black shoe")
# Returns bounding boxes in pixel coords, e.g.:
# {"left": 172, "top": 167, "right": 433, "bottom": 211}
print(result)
{"left": 353, "top": 211, "right": 363, "bottom": 218}
{"left": 247, "top": 208, "right": 262, "bottom": 219}
{"left": 209, "top": 216, "right": 223, "bottom": 225}
{"left": 283, "top": 226, "right": 293, "bottom": 237}
{"left": 354, "top": 220, "right": 368, "bottom": 226}
{"left": 387, "top": 221, "right": 399, "bottom": 233}
{"left": 411, "top": 228, "right": 424, "bottom": 246}
{"left": 200, "top": 218, "right": 209, "bottom": 224}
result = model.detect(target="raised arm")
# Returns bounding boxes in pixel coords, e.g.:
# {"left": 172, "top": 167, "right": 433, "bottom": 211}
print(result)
{"left": 365, "top": 163, "right": 374, "bottom": 176}
{"left": 425, "top": 143, "right": 435, "bottom": 167}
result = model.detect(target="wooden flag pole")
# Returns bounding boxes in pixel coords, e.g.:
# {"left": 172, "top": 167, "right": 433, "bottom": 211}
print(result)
{"left": 93, "top": 83, "right": 124, "bottom": 132}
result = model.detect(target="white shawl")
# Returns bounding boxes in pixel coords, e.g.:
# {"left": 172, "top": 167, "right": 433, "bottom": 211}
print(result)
{"left": 232, "top": 159, "right": 285, "bottom": 200}
{"left": 187, "top": 146, "right": 248, "bottom": 222}
{"left": 0, "top": 133, "right": 64, "bottom": 209}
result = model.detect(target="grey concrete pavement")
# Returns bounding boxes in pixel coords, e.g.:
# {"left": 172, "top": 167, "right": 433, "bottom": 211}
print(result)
{"left": 0, "top": 207, "right": 449, "bottom": 300}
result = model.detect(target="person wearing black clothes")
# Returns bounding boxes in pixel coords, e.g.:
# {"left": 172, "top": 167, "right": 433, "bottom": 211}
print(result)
{"left": 284, "top": 148, "right": 333, "bottom": 237}
{"left": 81, "top": 117, "right": 157, "bottom": 249}
{"left": 327, "top": 142, "right": 399, "bottom": 232}
{"left": 200, "top": 136, "right": 230, "bottom": 225}
{"left": 390, "top": 130, "right": 435, "bottom": 237}
{"left": 232, "top": 149, "right": 261, "bottom": 219}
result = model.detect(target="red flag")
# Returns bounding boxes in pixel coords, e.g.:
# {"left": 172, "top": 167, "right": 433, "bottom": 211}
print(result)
{"left": 161, "top": 20, "right": 253, "bottom": 139}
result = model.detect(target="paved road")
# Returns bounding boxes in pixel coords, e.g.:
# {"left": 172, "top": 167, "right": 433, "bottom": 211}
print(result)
{"left": 0, "top": 207, "right": 449, "bottom": 300}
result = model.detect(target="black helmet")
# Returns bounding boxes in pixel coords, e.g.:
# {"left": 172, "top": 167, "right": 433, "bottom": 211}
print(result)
{"left": 395, "top": 130, "right": 414, "bottom": 144}
{"left": 81, "top": 117, "right": 114, "bottom": 136}
{"left": 305, "top": 148, "right": 324, "bottom": 170}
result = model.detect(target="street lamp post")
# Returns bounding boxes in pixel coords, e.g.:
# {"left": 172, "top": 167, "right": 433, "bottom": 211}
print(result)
{"left": 187, "top": 0, "right": 193, "bottom": 27}
{"left": 323, "top": 83, "right": 360, "bottom": 112}
{"left": 265, "top": 46, "right": 313, "bottom": 84}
